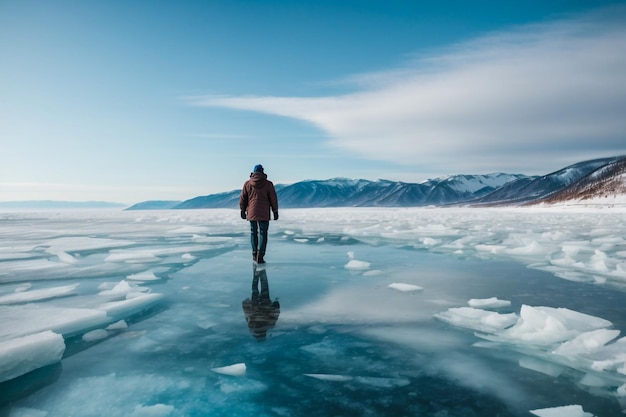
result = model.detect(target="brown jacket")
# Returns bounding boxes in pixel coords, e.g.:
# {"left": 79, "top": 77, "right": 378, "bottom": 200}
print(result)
{"left": 240, "top": 173, "right": 278, "bottom": 221}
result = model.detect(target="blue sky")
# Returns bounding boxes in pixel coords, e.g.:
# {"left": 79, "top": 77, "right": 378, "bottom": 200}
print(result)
{"left": 1, "top": 0, "right": 625, "bottom": 204}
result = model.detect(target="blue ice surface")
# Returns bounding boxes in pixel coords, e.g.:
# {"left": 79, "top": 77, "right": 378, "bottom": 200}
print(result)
{"left": 2, "top": 233, "right": 625, "bottom": 417}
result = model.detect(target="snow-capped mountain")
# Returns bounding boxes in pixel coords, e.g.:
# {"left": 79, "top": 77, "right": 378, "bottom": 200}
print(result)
{"left": 274, "top": 179, "right": 371, "bottom": 207}
{"left": 471, "top": 156, "right": 625, "bottom": 206}
{"left": 125, "top": 156, "right": 626, "bottom": 210}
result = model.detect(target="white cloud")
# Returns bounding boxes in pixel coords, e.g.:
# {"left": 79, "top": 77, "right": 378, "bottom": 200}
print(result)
{"left": 188, "top": 8, "right": 626, "bottom": 173}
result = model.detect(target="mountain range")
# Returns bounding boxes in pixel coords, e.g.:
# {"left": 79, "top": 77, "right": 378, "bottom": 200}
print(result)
{"left": 126, "top": 156, "right": 626, "bottom": 210}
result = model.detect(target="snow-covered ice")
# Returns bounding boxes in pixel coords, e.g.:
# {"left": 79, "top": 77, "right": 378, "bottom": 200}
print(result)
{"left": 387, "top": 282, "right": 423, "bottom": 292}
{"left": 0, "top": 207, "right": 625, "bottom": 416}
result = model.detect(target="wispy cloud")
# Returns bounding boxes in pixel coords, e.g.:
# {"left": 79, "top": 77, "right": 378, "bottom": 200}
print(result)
{"left": 187, "top": 8, "right": 626, "bottom": 173}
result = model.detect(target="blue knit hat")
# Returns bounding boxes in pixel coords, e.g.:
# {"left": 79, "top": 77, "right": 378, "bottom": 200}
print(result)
{"left": 253, "top": 164, "right": 264, "bottom": 173}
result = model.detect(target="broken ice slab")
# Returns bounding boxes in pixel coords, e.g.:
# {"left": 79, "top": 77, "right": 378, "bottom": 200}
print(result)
{"left": 0, "top": 331, "right": 65, "bottom": 383}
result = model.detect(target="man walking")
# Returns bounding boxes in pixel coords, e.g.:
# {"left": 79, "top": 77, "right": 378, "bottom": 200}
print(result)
{"left": 240, "top": 164, "right": 279, "bottom": 264}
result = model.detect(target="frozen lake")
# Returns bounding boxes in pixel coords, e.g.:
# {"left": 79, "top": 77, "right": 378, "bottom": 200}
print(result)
{"left": 1, "top": 207, "right": 626, "bottom": 417}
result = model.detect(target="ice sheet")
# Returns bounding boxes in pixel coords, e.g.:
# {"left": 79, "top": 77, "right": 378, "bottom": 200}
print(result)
{"left": 1, "top": 207, "right": 626, "bottom": 416}
{"left": 276, "top": 207, "right": 626, "bottom": 289}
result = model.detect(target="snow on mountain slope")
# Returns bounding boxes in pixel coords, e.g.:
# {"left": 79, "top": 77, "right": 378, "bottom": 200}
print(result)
{"left": 472, "top": 156, "right": 623, "bottom": 206}
{"left": 437, "top": 173, "right": 526, "bottom": 193}
{"left": 540, "top": 156, "right": 626, "bottom": 205}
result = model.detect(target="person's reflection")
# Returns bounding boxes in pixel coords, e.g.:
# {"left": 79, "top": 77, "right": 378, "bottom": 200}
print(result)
{"left": 242, "top": 265, "right": 280, "bottom": 341}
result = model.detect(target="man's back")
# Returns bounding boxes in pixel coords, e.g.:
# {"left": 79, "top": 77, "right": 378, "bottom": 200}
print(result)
{"left": 240, "top": 172, "right": 278, "bottom": 221}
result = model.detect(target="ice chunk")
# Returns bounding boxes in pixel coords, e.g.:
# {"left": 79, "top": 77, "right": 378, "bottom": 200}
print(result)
{"left": 421, "top": 237, "right": 439, "bottom": 246}
{"left": 388, "top": 283, "right": 423, "bottom": 292}
{"left": 106, "top": 320, "right": 128, "bottom": 330}
{"left": 578, "top": 373, "right": 608, "bottom": 387}
{"left": 475, "top": 244, "right": 507, "bottom": 254}
{"left": 0, "top": 305, "right": 108, "bottom": 341}
{"left": 45, "top": 249, "right": 78, "bottom": 264}
{"left": 530, "top": 404, "right": 594, "bottom": 417}
{"left": 345, "top": 252, "right": 370, "bottom": 270}
{"left": 553, "top": 329, "right": 620, "bottom": 357}
{"left": 105, "top": 280, "right": 135, "bottom": 294}
{"left": 498, "top": 305, "right": 612, "bottom": 345}
{"left": 99, "top": 281, "right": 151, "bottom": 302}
{"left": 304, "top": 373, "right": 353, "bottom": 382}
{"left": 506, "top": 241, "right": 547, "bottom": 256}
{"left": 99, "top": 293, "right": 164, "bottom": 318}
{"left": 105, "top": 251, "right": 161, "bottom": 263}
{"left": 345, "top": 259, "right": 371, "bottom": 269}
{"left": 98, "top": 280, "right": 149, "bottom": 297}
{"left": 434, "top": 307, "right": 518, "bottom": 333}
{"left": 589, "top": 250, "right": 609, "bottom": 272}
{"left": 0, "top": 330, "right": 65, "bottom": 382}
{"left": 127, "top": 271, "right": 160, "bottom": 281}
{"left": 585, "top": 336, "right": 626, "bottom": 373}
{"left": 0, "top": 258, "right": 75, "bottom": 283}
{"left": 0, "top": 284, "right": 79, "bottom": 305}
{"left": 82, "top": 329, "right": 108, "bottom": 342}
{"left": 468, "top": 297, "right": 511, "bottom": 309}
{"left": 130, "top": 404, "right": 175, "bottom": 417}
{"left": 211, "top": 362, "right": 246, "bottom": 376}
{"left": 519, "top": 357, "right": 564, "bottom": 377}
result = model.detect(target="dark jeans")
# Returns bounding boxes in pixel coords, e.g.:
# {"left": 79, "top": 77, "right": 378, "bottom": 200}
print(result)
{"left": 250, "top": 221, "right": 269, "bottom": 254}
